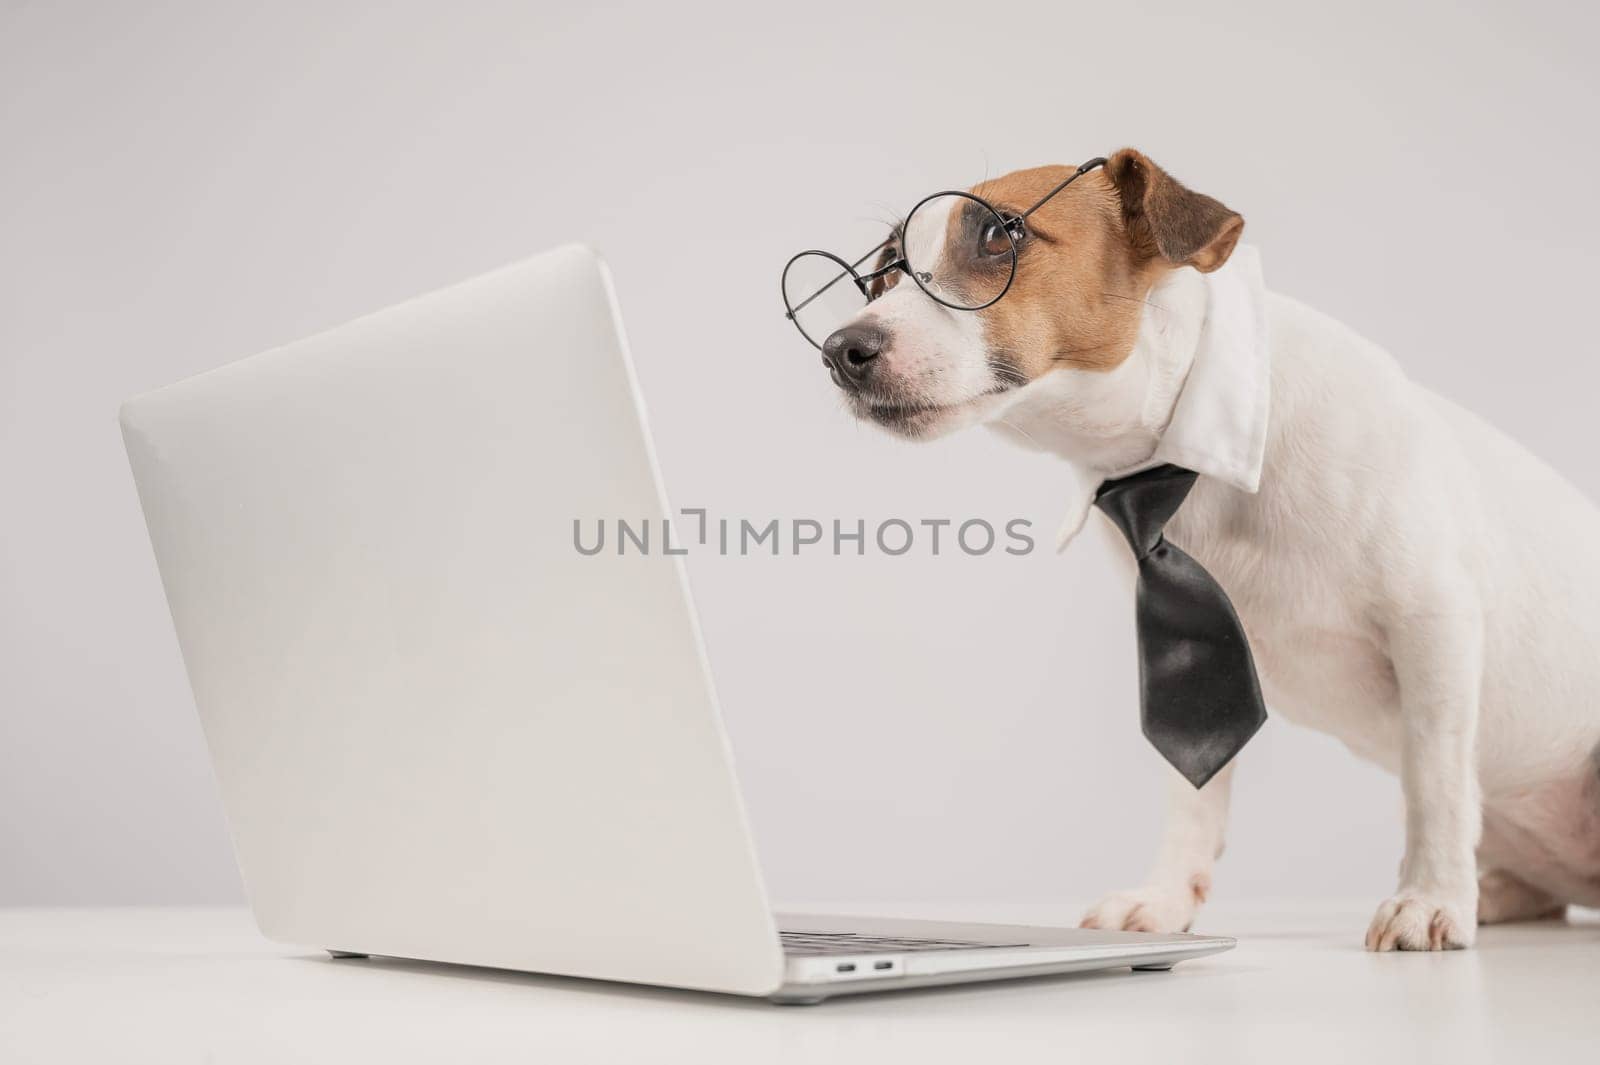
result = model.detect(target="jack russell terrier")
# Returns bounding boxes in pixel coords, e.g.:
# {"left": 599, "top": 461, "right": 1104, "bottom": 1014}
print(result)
{"left": 802, "top": 149, "right": 1600, "bottom": 950}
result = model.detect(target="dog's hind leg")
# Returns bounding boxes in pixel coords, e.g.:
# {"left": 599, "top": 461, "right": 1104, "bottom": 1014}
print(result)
{"left": 1477, "top": 869, "right": 1566, "bottom": 924}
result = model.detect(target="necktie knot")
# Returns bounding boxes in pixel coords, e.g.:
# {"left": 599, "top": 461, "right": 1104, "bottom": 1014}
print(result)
{"left": 1093, "top": 464, "right": 1198, "bottom": 559}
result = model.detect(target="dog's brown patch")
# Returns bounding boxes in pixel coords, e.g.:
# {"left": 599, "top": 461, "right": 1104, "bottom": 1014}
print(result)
{"left": 865, "top": 241, "right": 902, "bottom": 301}
{"left": 1106, "top": 150, "right": 1244, "bottom": 273}
{"left": 966, "top": 150, "right": 1243, "bottom": 380}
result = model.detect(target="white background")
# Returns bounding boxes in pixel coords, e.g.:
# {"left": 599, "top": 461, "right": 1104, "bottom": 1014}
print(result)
{"left": 4, "top": 0, "right": 1598, "bottom": 908}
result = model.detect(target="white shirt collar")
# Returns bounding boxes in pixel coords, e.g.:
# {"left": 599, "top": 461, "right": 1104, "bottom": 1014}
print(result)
{"left": 1052, "top": 246, "right": 1271, "bottom": 548}
{"left": 1125, "top": 245, "right": 1271, "bottom": 493}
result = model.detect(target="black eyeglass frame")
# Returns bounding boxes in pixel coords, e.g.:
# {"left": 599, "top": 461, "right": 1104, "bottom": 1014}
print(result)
{"left": 782, "top": 156, "right": 1109, "bottom": 349}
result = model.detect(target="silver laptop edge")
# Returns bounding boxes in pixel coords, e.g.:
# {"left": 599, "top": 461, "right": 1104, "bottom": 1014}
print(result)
{"left": 120, "top": 243, "right": 1233, "bottom": 1004}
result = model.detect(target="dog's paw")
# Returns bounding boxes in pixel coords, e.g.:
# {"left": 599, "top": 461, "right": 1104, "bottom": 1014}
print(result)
{"left": 1364, "top": 892, "right": 1477, "bottom": 951}
{"left": 1080, "top": 876, "right": 1209, "bottom": 933}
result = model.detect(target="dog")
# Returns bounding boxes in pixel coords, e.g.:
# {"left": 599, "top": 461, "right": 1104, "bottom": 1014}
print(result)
{"left": 813, "top": 148, "right": 1600, "bottom": 950}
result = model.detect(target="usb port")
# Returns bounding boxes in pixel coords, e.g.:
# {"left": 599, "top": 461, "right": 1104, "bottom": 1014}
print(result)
{"left": 874, "top": 961, "right": 893, "bottom": 970}
{"left": 835, "top": 963, "right": 856, "bottom": 973}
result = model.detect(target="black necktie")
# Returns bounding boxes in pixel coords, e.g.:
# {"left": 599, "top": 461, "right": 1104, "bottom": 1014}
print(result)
{"left": 1093, "top": 464, "right": 1267, "bottom": 789}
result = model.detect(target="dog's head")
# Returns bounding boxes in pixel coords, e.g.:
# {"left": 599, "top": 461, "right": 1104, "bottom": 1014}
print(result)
{"left": 819, "top": 149, "right": 1243, "bottom": 447}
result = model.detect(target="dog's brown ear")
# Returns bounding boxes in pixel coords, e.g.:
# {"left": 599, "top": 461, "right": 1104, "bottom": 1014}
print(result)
{"left": 1105, "top": 149, "right": 1243, "bottom": 273}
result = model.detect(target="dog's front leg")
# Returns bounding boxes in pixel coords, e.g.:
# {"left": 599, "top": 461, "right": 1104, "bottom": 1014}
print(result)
{"left": 1364, "top": 593, "right": 1484, "bottom": 951}
{"left": 1080, "top": 762, "right": 1232, "bottom": 933}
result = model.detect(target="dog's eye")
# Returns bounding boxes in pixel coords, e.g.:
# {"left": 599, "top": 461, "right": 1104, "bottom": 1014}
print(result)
{"left": 979, "top": 222, "right": 1012, "bottom": 258}
{"left": 865, "top": 245, "right": 901, "bottom": 300}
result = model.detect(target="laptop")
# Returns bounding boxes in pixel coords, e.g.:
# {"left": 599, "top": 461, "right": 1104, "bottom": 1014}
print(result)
{"left": 119, "top": 243, "right": 1233, "bottom": 1003}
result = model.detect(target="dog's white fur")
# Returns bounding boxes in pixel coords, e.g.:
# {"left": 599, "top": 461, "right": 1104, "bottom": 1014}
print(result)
{"left": 856, "top": 257, "right": 1600, "bottom": 949}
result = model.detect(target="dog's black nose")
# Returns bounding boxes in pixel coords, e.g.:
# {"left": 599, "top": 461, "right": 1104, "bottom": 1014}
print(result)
{"left": 822, "top": 324, "right": 883, "bottom": 388}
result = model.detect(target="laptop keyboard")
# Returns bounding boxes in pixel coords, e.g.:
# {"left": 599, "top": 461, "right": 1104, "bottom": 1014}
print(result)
{"left": 779, "top": 930, "right": 1029, "bottom": 956}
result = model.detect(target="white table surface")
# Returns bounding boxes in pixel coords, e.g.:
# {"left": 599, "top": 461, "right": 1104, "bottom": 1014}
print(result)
{"left": 3, "top": 901, "right": 1596, "bottom": 1063}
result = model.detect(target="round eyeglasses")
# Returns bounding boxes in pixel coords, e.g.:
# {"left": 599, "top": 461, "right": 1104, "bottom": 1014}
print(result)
{"left": 782, "top": 157, "right": 1107, "bottom": 349}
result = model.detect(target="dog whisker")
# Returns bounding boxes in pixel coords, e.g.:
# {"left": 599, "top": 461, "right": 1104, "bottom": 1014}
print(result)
{"left": 995, "top": 416, "right": 1044, "bottom": 450}
{"left": 1049, "top": 345, "right": 1114, "bottom": 364}
{"left": 1101, "top": 290, "right": 1171, "bottom": 313}
{"left": 986, "top": 358, "right": 1029, "bottom": 389}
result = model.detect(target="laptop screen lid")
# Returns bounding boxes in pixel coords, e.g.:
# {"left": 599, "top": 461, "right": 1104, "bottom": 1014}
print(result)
{"left": 120, "top": 245, "right": 784, "bottom": 995}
